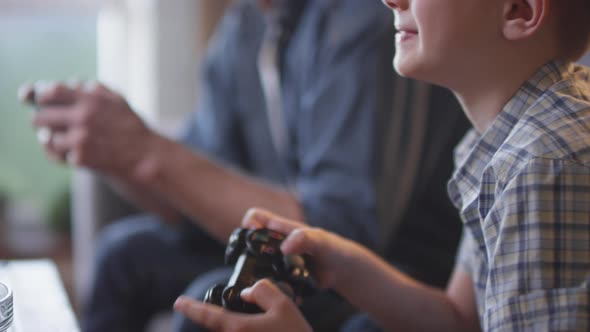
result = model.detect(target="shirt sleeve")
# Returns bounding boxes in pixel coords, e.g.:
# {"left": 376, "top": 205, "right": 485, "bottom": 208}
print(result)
{"left": 484, "top": 157, "right": 590, "bottom": 331}
{"left": 455, "top": 228, "right": 476, "bottom": 276}
{"left": 291, "top": 2, "right": 393, "bottom": 249}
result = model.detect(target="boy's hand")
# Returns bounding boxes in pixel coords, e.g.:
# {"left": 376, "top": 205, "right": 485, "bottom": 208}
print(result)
{"left": 19, "top": 81, "right": 160, "bottom": 180}
{"left": 174, "top": 279, "right": 312, "bottom": 332}
{"left": 242, "top": 208, "right": 368, "bottom": 290}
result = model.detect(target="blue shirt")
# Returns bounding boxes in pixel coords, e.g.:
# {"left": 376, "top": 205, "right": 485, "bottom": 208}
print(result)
{"left": 450, "top": 61, "right": 590, "bottom": 331}
{"left": 179, "top": 0, "right": 393, "bottom": 248}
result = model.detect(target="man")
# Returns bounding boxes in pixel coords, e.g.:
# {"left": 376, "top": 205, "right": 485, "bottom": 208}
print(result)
{"left": 22, "top": 0, "right": 468, "bottom": 331}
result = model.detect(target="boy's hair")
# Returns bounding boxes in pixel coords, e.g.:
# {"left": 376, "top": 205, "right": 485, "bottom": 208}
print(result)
{"left": 553, "top": 0, "right": 590, "bottom": 61}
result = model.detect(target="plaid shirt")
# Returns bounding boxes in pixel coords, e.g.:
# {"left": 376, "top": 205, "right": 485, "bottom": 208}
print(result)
{"left": 449, "top": 61, "right": 590, "bottom": 331}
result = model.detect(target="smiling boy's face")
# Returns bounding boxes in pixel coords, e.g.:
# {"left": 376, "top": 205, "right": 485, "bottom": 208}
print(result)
{"left": 382, "top": 0, "right": 500, "bottom": 88}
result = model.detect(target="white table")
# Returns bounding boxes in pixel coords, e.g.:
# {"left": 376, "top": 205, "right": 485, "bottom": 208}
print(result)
{"left": 0, "top": 259, "right": 79, "bottom": 332}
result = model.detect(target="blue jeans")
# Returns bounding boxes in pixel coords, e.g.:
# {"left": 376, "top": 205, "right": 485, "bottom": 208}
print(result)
{"left": 81, "top": 214, "right": 225, "bottom": 332}
{"left": 340, "top": 313, "right": 383, "bottom": 332}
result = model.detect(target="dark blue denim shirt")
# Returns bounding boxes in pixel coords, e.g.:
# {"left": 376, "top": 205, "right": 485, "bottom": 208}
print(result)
{"left": 180, "top": 0, "right": 395, "bottom": 249}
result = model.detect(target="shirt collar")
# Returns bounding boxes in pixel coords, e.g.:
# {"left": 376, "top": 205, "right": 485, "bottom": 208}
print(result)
{"left": 448, "top": 60, "right": 573, "bottom": 210}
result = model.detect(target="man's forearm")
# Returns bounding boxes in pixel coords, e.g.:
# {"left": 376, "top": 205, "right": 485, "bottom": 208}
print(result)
{"left": 130, "top": 134, "right": 305, "bottom": 242}
{"left": 105, "top": 176, "right": 183, "bottom": 223}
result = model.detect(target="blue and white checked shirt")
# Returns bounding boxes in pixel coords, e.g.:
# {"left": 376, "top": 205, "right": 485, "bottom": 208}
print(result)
{"left": 449, "top": 61, "right": 590, "bottom": 331}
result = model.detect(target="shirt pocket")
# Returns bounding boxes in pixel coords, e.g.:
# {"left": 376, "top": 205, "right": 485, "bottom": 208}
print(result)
{"left": 486, "top": 286, "right": 590, "bottom": 331}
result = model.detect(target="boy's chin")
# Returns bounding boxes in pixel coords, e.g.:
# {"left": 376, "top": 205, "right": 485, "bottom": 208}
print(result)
{"left": 393, "top": 59, "right": 423, "bottom": 80}
{"left": 393, "top": 59, "right": 443, "bottom": 86}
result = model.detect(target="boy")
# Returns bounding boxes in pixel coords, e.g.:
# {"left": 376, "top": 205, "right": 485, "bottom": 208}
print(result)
{"left": 175, "top": 0, "right": 590, "bottom": 330}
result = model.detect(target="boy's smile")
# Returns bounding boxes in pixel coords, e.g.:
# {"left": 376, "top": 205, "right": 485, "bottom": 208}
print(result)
{"left": 395, "top": 24, "right": 418, "bottom": 43}
{"left": 381, "top": 0, "right": 575, "bottom": 134}
{"left": 382, "top": 0, "right": 500, "bottom": 90}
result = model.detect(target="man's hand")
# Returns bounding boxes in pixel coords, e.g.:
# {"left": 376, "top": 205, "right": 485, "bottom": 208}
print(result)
{"left": 174, "top": 279, "right": 312, "bottom": 332}
{"left": 242, "top": 208, "right": 370, "bottom": 290}
{"left": 20, "top": 81, "right": 162, "bottom": 180}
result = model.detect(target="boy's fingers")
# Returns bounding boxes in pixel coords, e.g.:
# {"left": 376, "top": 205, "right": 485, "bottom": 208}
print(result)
{"left": 241, "top": 208, "right": 265, "bottom": 228}
{"left": 241, "top": 208, "right": 304, "bottom": 234}
{"left": 280, "top": 228, "right": 323, "bottom": 256}
{"left": 174, "top": 296, "right": 229, "bottom": 331}
{"left": 240, "top": 279, "right": 292, "bottom": 312}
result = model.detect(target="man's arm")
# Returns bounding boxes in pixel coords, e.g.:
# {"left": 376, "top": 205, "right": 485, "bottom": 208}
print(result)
{"left": 29, "top": 82, "right": 305, "bottom": 242}
{"left": 28, "top": 2, "right": 306, "bottom": 242}
{"left": 129, "top": 133, "right": 304, "bottom": 241}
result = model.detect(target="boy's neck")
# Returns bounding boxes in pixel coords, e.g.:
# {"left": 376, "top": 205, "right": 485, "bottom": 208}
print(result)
{"left": 454, "top": 54, "right": 555, "bottom": 134}
{"left": 450, "top": 10, "right": 562, "bottom": 134}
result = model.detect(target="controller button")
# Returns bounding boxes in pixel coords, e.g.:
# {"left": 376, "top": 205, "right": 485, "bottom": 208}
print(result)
{"left": 251, "top": 232, "right": 270, "bottom": 243}
{"left": 262, "top": 245, "right": 276, "bottom": 255}
{"left": 284, "top": 254, "right": 305, "bottom": 268}
{"left": 268, "top": 231, "right": 285, "bottom": 240}
{"left": 291, "top": 267, "right": 302, "bottom": 277}
{"left": 203, "top": 284, "right": 225, "bottom": 306}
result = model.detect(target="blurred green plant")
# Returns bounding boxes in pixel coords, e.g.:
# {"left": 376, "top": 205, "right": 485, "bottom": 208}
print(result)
{"left": 47, "top": 186, "right": 71, "bottom": 232}
{"left": 0, "top": 13, "right": 96, "bottom": 231}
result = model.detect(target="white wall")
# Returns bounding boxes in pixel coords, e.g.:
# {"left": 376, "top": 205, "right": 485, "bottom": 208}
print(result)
{"left": 98, "top": 0, "right": 202, "bottom": 136}
{"left": 72, "top": 0, "right": 229, "bottom": 308}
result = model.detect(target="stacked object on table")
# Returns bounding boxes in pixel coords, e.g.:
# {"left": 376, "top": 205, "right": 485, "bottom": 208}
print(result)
{"left": 0, "top": 282, "right": 12, "bottom": 332}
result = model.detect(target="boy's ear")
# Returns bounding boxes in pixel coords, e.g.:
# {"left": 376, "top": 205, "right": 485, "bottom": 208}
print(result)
{"left": 502, "top": 0, "right": 549, "bottom": 40}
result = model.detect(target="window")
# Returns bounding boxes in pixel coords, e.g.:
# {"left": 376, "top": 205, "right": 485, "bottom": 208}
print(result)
{"left": 0, "top": 2, "right": 98, "bottom": 231}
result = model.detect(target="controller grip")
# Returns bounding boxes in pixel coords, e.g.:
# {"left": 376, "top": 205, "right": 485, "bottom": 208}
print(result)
{"left": 203, "top": 283, "right": 262, "bottom": 313}
{"left": 203, "top": 284, "right": 225, "bottom": 306}
{"left": 221, "top": 286, "right": 262, "bottom": 313}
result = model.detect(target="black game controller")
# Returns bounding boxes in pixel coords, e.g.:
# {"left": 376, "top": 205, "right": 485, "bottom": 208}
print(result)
{"left": 204, "top": 228, "right": 316, "bottom": 313}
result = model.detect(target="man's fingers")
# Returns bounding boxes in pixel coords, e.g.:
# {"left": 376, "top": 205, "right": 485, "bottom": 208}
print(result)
{"left": 174, "top": 296, "right": 230, "bottom": 331}
{"left": 240, "top": 279, "right": 294, "bottom": 312}
{"left": 241, "top": 208, "right": 303, "bottom": 234}
{"left": 33, "top": 81, "right": 78, "bottom": 106}
{"left": 32, "top": 107, "right": 77, "bottom": 128}
{"left": 49, "top": 130, "right": 80, "bottom": 155}
{"left": 38, "top": 130, "right": 75, "bottom": 164}
{"left": 17, "top": 82, "right": 35, "bottom": 104}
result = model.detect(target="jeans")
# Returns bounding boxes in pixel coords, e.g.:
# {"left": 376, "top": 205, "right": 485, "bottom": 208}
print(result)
{"left": 81, "top": 214, "right": 225, "bottom": 332}
{"left": 340, "top": 313, "right": 383, "bottom": 332}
